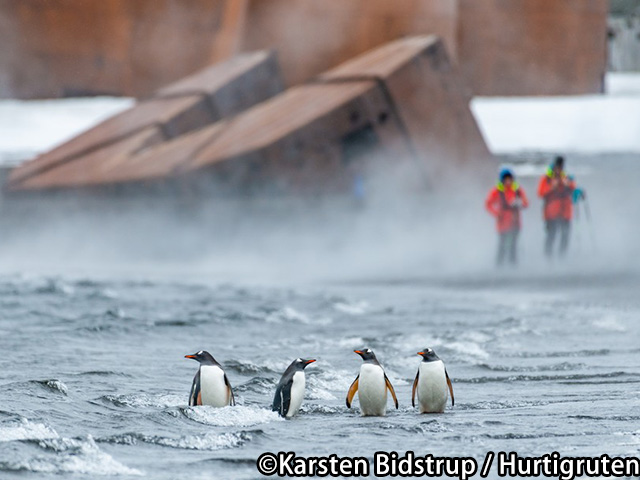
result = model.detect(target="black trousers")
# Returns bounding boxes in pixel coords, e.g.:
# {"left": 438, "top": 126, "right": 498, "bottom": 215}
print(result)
{"left": 545, "top": 219, "right": 570, "bottom": 257}
{"left": 497, "top": 229, "right": 519, "bottom": 266}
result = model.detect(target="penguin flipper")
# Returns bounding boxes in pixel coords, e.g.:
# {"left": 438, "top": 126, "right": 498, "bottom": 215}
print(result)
{"left": 346, "top": 375, "right": 359, "bottom": 408}
{"left": 272, "top": 384, "right": 283, "bottom": 415}
{"left": 411, "top": 371, "right": 419, "bottom": 408}
{"left": 384, "top": 374, "right": 399, "bottom": 409}
{"left": 282, "top": 383, "right": 291, "bottom": 417}
{"left": 272, "top": 382, "right": 291, "bottom": 417}
{"left": 224, "top": 373, "right": 236, "bottom": 406}
{"left": 189, "top": 371, "right": 201, "bottom": 406}
{"left": 445, "top": 369, "right": 454, "bottom": 407}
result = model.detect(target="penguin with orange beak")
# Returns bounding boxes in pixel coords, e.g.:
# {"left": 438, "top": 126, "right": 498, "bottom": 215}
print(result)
{"left": 185, "top": 351, "right": 235, "bottom": 407}
{"left": 412, "top": 348, "right": 454, "bottom": 413}
{"left": 272, "top": 358, "right": 316, "bottom": 418}
{"left": 346, "top": 349, "right": 398, "bottom": 416}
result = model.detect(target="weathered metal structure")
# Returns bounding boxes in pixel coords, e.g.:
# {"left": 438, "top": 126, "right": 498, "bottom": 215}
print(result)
{"left": 7, "top": 51, "right": 283, "bottom": 190}
{"left": 0, "top": 0, "right": 608, "bottom": 99}
{"left": 8, "top": 37, "right": 491, "bottom": 194}
{"left": 1, "top": 1, "right": 611, "bottom": 198}
{"left": 608, "top": 2, "right": 640, "bottom": 73}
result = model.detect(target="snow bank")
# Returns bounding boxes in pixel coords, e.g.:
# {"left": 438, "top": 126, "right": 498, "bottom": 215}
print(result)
{"left": 471, "top": 73, "right": 640, "bottom": 155}
{"left": 0, "top": 96, "right": 132, "bottom": 166}
{"left": 0, "top": 73, "right": 638, "bottom": 169}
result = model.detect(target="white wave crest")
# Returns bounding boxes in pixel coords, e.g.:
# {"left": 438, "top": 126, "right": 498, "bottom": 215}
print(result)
{"left": 41, "top": 379, "right": 68, "bottom": 395}
{"left": 183, "top": 405, "right": 282, "bottom": 427}
{"left": 266, "top": 306, "right": 331, "bottom": 325}
{"left": 152, "top": 431, "right": 250, "bottom": 450}
{"left": 0, "top": 419, "right": 59, "bottom": 442}
{"left": 395, "top": 333, "right": 489, "bottom": 364}
{"left": 446, "top": 341, "right": 490, "bottom": 361}
{"left": 333, "top": 301, "right": 369, "bottom": 315}
{"left": 306, "top": 369, "right": 354, "bottom": 400}
{"left": 16, "top": 436, "right": 142, "bottom": 476}
{"left": 102, "top": 393, "right": 185, "bottom": 408}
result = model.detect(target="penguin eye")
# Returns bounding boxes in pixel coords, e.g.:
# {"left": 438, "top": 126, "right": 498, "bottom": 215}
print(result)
{"left": 197, "top": 350, "right": 203, "bottom": 355}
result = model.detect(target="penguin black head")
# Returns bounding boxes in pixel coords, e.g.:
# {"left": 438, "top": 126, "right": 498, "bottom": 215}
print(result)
{"left": 354, "top": 348, "right": 378, "bottom": 363}
{"left": 417, "top": 348, "right": 440, "bottom": 362}
{"left": 184, "top": 350, "right": 218, "bottom": 365}
{"left": 294, "top": 358, "right": 316, "bottom": 370}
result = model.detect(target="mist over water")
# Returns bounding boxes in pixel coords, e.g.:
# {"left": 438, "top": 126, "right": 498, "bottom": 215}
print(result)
{"left": 1, "top": 152, "right": 638, "bottom": 282}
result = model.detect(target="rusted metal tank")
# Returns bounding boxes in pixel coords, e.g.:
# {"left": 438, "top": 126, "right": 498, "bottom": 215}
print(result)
{"left": 320, "top": 36, "right": 492, "bottom": 180}
{"left": 0, "top": 0, "right": 608, "bottom": 99}
{"left": 457, "top": 0, "right": 608, "bottom": 95}
{"left": 9, "top": 37, "right": 492, "bottom": 195}
{"left": 8, "top": 51, "right": 283, "bottom": 190}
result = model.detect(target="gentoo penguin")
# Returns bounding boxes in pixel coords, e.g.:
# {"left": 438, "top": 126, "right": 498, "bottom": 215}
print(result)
{"left": 412, "top": 348, "right": 454, "bottom": 413}
{"left": 185, "top": 351, "right": 235, "bottom": 407}
{"left": 272, "top": 358, "right": 316, "bottom": 418}
{"left": 346, "top": 349, "right": 398, "bottom": 416}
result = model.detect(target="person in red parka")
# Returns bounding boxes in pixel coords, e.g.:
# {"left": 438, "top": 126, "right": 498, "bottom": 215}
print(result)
{"left": 485, "top": 169, "right": 529, "bottom": 265}
{"left": 537, "top": 156, "right": 576, "bottom": 258}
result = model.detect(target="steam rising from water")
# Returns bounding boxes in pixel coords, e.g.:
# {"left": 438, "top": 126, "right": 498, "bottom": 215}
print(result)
{"left": 0, "top": 152, "right": 638, "bottom": 285}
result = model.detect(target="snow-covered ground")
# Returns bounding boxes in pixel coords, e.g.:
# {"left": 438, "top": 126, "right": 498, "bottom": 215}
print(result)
{"left": 0, "top": 73, "right": 638, "bottom": 168}
{"left": 0, "top": 97, "right": 133, "bottom": 167}
{"left": 471, "top": 73, "right": 640, "bottom": 155}
{"left": 605, "top": 72, "right": 640, "bottom": 95}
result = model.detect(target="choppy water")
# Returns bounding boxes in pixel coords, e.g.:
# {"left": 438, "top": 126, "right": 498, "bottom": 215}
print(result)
{"left": 0, "top": 271, "right": 639, "bottom": 479}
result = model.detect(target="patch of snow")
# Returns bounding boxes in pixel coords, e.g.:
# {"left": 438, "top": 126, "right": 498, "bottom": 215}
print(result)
{"left": 0, "top": 96, "right": 133, "bottom": 167}
{"left": 472, "top": 93, "right": 640, "bottom": 154}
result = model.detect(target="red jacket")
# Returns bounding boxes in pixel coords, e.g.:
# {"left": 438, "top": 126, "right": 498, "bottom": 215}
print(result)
{"left": 537, "top": 170, "right": 575, "bottom": 221}
{"left": 485, "top": 183, "right": 529, "bottom": 233}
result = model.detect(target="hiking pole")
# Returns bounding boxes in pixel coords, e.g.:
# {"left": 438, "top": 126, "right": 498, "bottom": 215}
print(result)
{"left": 582, "top": 196, "right": 597, "bottom": 251}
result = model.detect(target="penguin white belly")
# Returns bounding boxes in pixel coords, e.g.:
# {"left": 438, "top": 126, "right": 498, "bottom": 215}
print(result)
{"left": 358, "top": 364, "right": 387, "bottom": 416}
{"left": 286, "top": 371, "right": 306, "bottom": 418}
{"left": 200, "top": 366, "right": 230, "bottom": 407}
{"left": 417, "top": 361, "right": 448, "bottom": 413}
